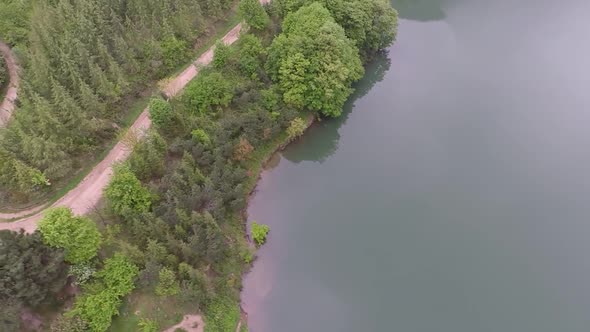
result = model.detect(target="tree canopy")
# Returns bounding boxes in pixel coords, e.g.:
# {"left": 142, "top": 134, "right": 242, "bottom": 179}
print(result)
{"left": 267, "top": 3, "right": 364, "bottom": 117}
{"left": 39, "top": 207, "right": 102, "bottom": 264}
{"left": 239, "top": 0, "right": 270, "bottom": 30}
{"left": 105, "top": 164, "right": 152, "bottom": 216}
{"left": 0, "top": 230, "right": 67, "bottom": 307}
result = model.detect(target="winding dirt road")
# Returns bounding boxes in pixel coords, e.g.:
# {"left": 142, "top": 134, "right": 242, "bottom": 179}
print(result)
{"left": 0, "top": 23, "right": 245, "bottom": 232}
{"left": 0, "top": 40, "right": 19, "bottom": 127}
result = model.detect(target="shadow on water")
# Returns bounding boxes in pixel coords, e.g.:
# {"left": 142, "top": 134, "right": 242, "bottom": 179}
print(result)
{"left": 391, "top": 0, "right": 446, "bottom": 21}
{"left": 281, "top": 52, "right": 392, "bottom": 164}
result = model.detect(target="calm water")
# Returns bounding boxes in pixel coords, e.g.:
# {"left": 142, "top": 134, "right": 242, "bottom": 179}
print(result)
{"left": 242, "top": 0, "right": 590, "bottom": 331}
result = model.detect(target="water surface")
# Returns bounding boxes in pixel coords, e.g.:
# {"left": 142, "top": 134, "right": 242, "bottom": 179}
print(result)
{"left": 242, "top": 0, "right": 590, "bottom": 331}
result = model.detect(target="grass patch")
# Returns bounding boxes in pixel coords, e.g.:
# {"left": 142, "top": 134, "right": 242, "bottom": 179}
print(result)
{"left": 204, "top": 298, "right": 241, "bottom": 332}
{"left": 109, "top": 291, "right": 190, "bottom": 332}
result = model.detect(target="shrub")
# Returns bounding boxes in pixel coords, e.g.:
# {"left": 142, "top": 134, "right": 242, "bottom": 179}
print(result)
{"left": 39, "top": 207, "right": 102, "bottom": 264}
{"left": 138, "top": 318, "right": 158, "bottom": 332}
{"left": 286, "top": 117, "right": 307, "bottom": 141}
{"left": 213, "top": 41, "right": 231, "bottom": 69}
{"left": 191, "top": 129, "right": 211, "bottom": 146}
{"left": 183, "top": 72, "right": 233, "bottom": 114}
{"left": 105, "top": 164, "right": 152, "bottom": 216}
{"left": 155, "top": 267, "right": 180, "bottom": 296}
{"left": 148, "top": 98, "right": 173, "bottom": 128}
{"left": 251, "top": 221, "right": 270, "bottom": 246}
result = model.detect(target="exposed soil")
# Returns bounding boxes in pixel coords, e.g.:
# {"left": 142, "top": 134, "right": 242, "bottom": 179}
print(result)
{"left": 0, "top": 40, "right": 19, "bottom": 127}
{"left": 162, "top": 314, "right": 205, "bottom": 332}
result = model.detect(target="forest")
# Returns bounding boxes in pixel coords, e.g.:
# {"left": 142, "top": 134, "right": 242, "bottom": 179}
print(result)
{"left": 0, "top": 0, "right": 234, "bottom": 204}
{"left": 0, "top": 0, "right": 398, "bottom": 331}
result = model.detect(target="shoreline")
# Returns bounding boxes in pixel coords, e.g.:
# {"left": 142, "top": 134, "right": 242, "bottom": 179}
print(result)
{"left": 237, "top": 114, "right": 315, "bottom": 330}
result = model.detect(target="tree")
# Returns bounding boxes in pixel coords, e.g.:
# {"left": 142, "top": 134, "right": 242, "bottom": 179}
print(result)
{"left": 213, "top": 41, "right": 231, "bottom": 69}
{"left": 161, "top": 37, "right": 190, "bottom": 70}
{"left": 105, "top": 164, "right": 152, "bottom": 216}
{"left": 39, "top": 207, "right": 102, "bottom": 264}
{"left": 183, "top": 72, "right": 234, "bottom": 114}
{"left": 148, "top": 98, "right": 173, "bottom": 129}
{"left": 0, "top": 230, "right": 67, "bottom": 307}
{"left": 155, "top": 267, "right": 180, "bottom": 296}
{"left": 237, "top": 34, "right": 265, "bottom": 77}
{"left": 239, "top": 0, "right": 269, "bottom": 30}
{"left": 279, "top": 0, "right": 398, "bottom": 53}
{"left": 69, "top": 254, "right": 138, "bottom": 332}
{"left": 267, "top": 3, "right": 364, "bottom": 117}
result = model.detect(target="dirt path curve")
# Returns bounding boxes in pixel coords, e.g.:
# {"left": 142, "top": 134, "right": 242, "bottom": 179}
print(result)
{"left": 162, "top": 314, "right": 205, "bottom": 332}
{"left": 0, "top": 23, "right": 246, "bottom": 232}
{"left": 0, "top": 40, "right": 20, "bottom": 127}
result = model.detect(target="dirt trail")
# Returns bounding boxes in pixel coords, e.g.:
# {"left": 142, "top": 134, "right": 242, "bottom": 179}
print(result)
{"left": 162, "top": 315, "right": 205, "bottom": 332}
{"left": 0, "top": 40, "right": 19, "bottom": 127}
{"left": 0, "top": 22, "right": 246, "bottom": 231}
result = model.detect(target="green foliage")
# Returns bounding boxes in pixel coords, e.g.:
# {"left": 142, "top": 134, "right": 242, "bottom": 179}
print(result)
{"left": 148, "top": 98, "right": 173, "bottom": 129}
{"left": 205, "top": 298, "right": 241, "bottom": 332}
{"left": 0, "top": 0, "right": 236, "bottom": 200}
{"left": 161, "top": 37, "right": 190, "bottom": 70}
{"left": 286, "top": 117, "right": 307, "bottom": 140}
{"left": 138, "top": 318, "right": 159, "bottom": 332}
{"left": 155, "top": 267, "right": 180, "bottom": 296}
{"left": 70, "top": 263, "right": 97, "bottom": 286}
{"left": 237, "top": 34, "right": 265, "bottom": 77}
{"left": 183, "top": 72, "right": 234, "bottom": 114}
{"left": 0, "top": 0, "right": 31, "bottom": 45}
{"left": 191, "top": 129, "right": 211, "bottom": 145}
{"left": 251, "top": 221, "right": 270, "bottom": 246}
{"left": 0, "top": 230, "right": 67, "bottom": 307}
{"left": 0, "top": 300, "right": 20, "bottom": 332}
{"left": 129, "top": 131, "right": 168, "bottom": 181}
{"left": 267, "top": 3, "right": 364, "bottom": 117}
{"left": 50, "top": 315, "right": 88, "bottom": 332}
{"left": 39, "top": 207, "right": 102, "bottom": 264}
{"left": 280, "top": 0, "right": 399, "bottom": 53}
{"left": 98, "top": 253, "right": 140, "bottom": 296}
{"left": 239, "top": 0, "right": 270, "bottom": 30}
{"left": 70, "top": 254, "right": 138, "bottom": 332}
{"left": 0, "top": 148, "right": 50, "bottom": 200}
{"left": 106, "top": 164, "right": 152, "bottom": 216}
{"left": 213, "top": 41, "right": 231, "bottom": 69}
{"left": 70, "top": 290, "right": 122, "bottom": 332}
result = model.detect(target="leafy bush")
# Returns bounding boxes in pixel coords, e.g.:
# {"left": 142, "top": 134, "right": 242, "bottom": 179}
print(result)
{"left": 155, "top": 267, "right": 180, "bottom": 296}
{"left": 39, "top": 207, "right": 102, "bottom": 264}
{"left": 148, "top": 98, "right": 173, "bottom": 128}
{"left": 251, "top": 221, "right": 270, "bottom": 246}
{"left": 239, "top": 0, "right": 270, "bottom": 30}
{"left": 183, "top": 72, "right": 233, "bottom": 114}
{"left": 161, "top": 37, "right": 190, "bottom": 70}
{"left": 105, "top": 164, "right": 152, "bottom": 216}
{"left": 213, "top": 41, "right": 231, "bottom": 69}
{"left": 191, "top": 129, "right": 211, "bottom": 146}
{"left": 70, "top": 263, "right": 97, "bottom": 286}
{"left": 69, "top": 254, "right": 139, "bottom": 332}
{"left": 286, "top": 117, "right": 307, "bottom": 140}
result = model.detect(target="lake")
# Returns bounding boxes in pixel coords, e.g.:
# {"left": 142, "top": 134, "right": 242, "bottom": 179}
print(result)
{"left": 242, "top": 0, "right": 590, "bottom": 331}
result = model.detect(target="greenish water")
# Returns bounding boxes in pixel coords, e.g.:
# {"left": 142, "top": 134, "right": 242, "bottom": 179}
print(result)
{"left": 242, "top": 0, "right": 590, "bottom": 331}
